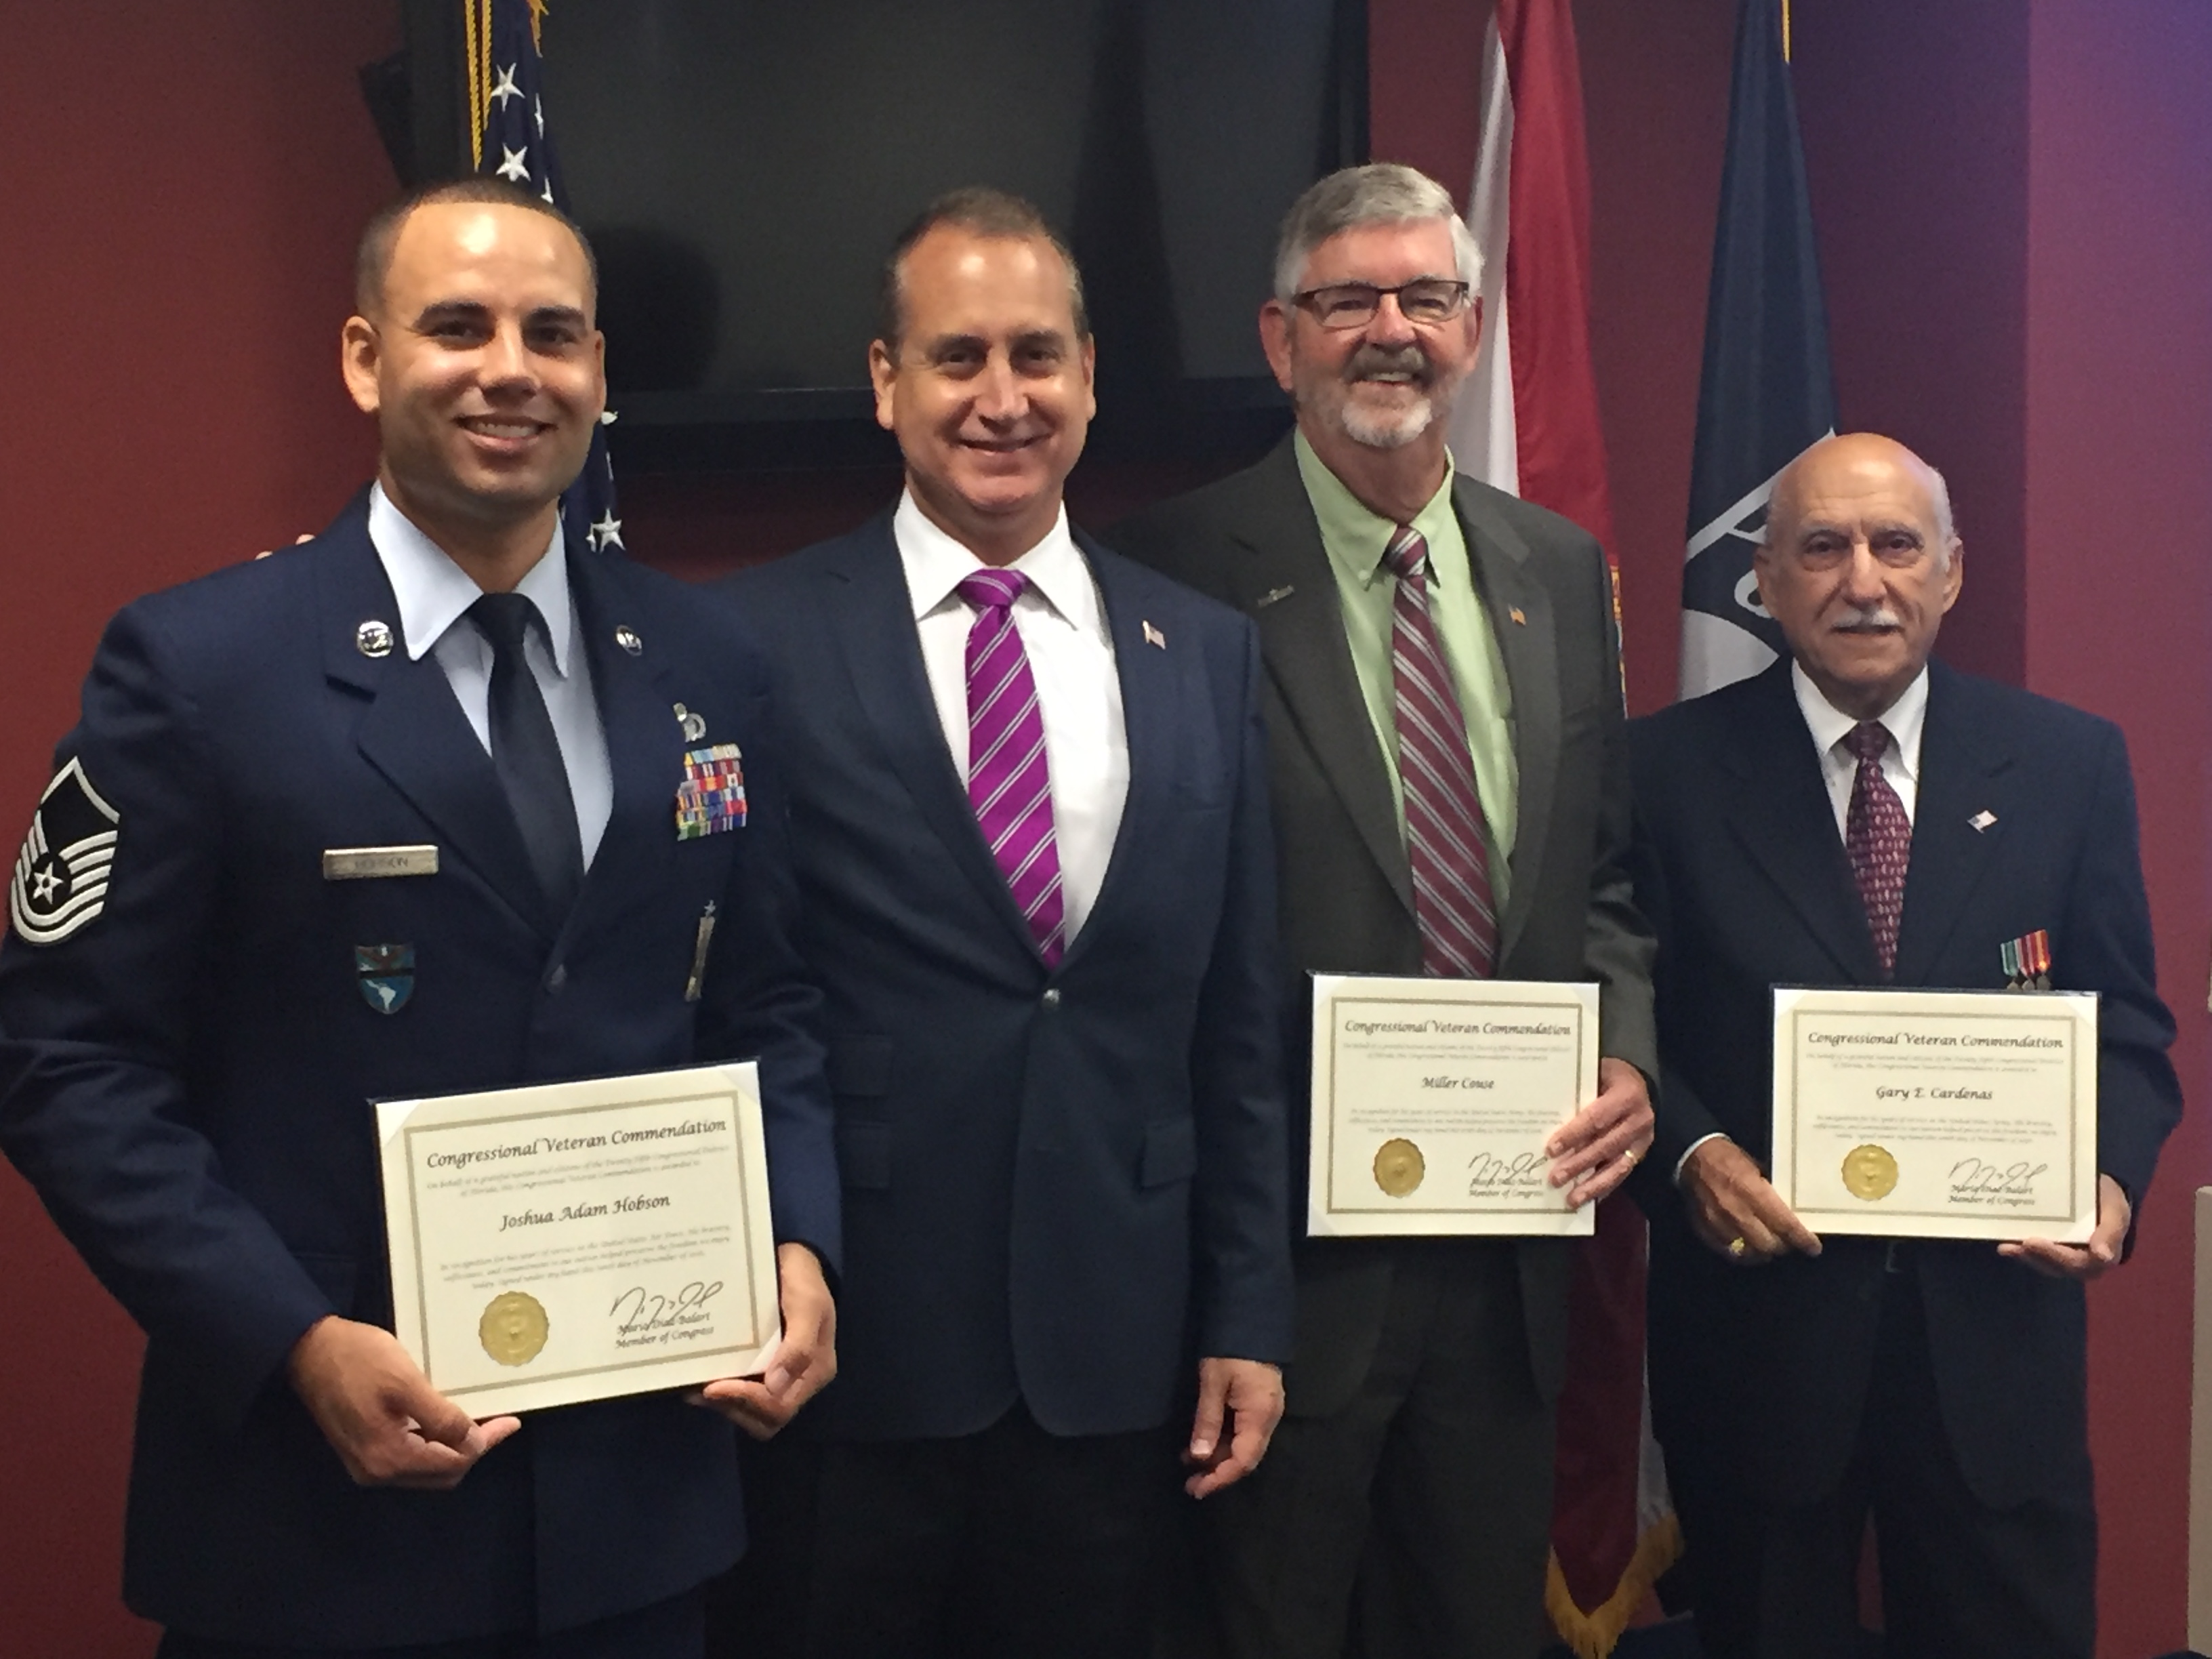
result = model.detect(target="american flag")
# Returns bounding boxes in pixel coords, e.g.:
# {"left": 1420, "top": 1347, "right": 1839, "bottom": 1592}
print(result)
{"left": 466, "top": 0, "right": 623, "bottom": 554}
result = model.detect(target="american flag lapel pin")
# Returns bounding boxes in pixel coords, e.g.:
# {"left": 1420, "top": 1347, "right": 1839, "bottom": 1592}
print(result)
{"left": 1143, "top": 620, "right": 1167, "bottom": 650}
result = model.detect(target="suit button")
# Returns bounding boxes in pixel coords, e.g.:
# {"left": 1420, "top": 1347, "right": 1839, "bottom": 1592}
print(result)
{"left": 546, "top": 964, "right": 567, "bottom": 995}
{"left": 1042, "top": 988, "right": 1062, "bottom": 1009}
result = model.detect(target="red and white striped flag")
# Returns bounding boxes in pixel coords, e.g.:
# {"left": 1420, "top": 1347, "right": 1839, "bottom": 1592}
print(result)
{"left": 1447, "top": 4, "right": 1679, "bottom": 1655}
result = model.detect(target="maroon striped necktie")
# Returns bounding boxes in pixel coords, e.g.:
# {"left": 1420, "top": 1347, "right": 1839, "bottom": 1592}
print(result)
{"left": 958, "top": 569, "right": 1065, "bottom": 964}
{"left": 1384, "top": 526, "right": 1498, "bottom": 977}
{"left": 1843, "top": 721, "right": 1910, "bottom": 977}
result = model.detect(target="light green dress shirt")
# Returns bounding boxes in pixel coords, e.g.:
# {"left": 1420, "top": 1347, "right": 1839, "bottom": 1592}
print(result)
{"left": 1295, "top": 430, "right": 1518, "bottom": 898}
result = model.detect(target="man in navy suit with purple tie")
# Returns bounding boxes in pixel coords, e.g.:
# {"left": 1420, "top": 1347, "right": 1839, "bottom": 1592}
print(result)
{"left": 720, "top": 188, "right": 1294, "bottom": 1659}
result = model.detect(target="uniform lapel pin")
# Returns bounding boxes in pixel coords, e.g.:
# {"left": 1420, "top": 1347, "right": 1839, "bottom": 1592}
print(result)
{"left": 674, "top": 702, "right": 707, "bottom": 742}
{"left": 1969, "top": 810, "right": 1996, "bottom": 832}
{"left": 614, "top": 626, "right": 643, "bottom": 656}
{"left": 356, "top": 620, "right": 394, "bottom": 659}
{"left": 1143, "top": 620, "right": 1167, "bottom": 650}
{"left": 1509, "top": 607, "right": 1527, "bottom": 627}
{"left": 1256, "top": 585, "right": 1296, "bottom": 609}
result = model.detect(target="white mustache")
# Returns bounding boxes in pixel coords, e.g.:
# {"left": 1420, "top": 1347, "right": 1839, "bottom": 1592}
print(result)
{"left": 1833, "top": 605, "right": 1902, "bottom": 631}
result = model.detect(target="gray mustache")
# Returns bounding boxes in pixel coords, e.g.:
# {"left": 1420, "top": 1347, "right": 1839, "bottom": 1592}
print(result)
{"left": 1833, "top": 605, "right": 1902, "bottom": 630}
{"left": 1343, "top": 345, "right": 1432, "bottom": 384}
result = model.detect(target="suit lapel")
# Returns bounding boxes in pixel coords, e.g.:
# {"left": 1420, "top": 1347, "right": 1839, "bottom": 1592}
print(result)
{"left": 1230, "top": 442, "right": 1414, "bottom": 918}
{"left": 1717, "top": 663, "right": 1883, "bottom": 981}
{"left": 821, "top": 520, "right": 1041, "bottom": 961}
{"left": 1892, "top": 663, "right": 2011, "bottom": 985}
{"left": 1056, "top": 537, "right": 1167, "bottom": 975}
{"left": 316, "top": 512, "right": 552, "bottom": 940}
{"left": 1453, "top": 483, "right": 1556, "bottom": 966}
{"left": 560, "top": 549, "right": 680, "bottom": 950}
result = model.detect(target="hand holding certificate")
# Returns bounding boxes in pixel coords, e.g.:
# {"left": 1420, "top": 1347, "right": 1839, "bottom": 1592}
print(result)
{"left": 376, "top": 1063, "right": 783, "bottom": 1418}
{"left": 1770, "top": 987, "right": 2099, "bottom": 1242}
{"left": 1309, "top": 975, "right": 1603, "bottom": 1237}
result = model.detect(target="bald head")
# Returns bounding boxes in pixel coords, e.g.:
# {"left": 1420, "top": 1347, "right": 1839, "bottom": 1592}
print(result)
{"left": 1752, "top": 432, "right": 1965, "bottom": 720}
{"left": 1767, "top": 433, "right": 1957, "bottom": 566}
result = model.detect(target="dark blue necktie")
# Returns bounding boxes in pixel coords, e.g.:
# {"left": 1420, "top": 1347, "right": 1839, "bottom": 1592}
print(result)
{"left": 470, "top": 592, "right": 583, "bottom": 918}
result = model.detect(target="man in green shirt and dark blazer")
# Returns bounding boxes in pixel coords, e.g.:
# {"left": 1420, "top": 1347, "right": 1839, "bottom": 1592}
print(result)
{"left": 1113, "top": 165, "right": 1658, "bottom": 1659}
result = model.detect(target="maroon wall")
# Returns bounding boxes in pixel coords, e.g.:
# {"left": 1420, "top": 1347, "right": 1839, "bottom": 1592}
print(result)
{"left": 0, "top": 7, "right": 396, "bottom": 1654}
{"left": 2022, "top": 5, "right": 2212, "bottom": 1652}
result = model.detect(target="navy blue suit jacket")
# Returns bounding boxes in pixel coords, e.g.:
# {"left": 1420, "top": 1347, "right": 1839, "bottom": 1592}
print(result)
{"left": 1628, "top": 658, "right": 2179, "bottom": 1509}
{"left": 723, "top": 514, "right": 1294, "bottom": 1442}
{"left": 0, "top": 499, "right": 840, "bottom": 1645}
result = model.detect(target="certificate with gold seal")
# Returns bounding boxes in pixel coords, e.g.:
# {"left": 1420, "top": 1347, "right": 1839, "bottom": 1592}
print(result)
{"left": 1308, "top": 975, "right": 1601, "bottom": 1237}
{"left": 375, "top": 1063, "right": 782, "bottom": 1418}
{"left": 1771, "top": 987, "right": 2098, "bottom": 1242}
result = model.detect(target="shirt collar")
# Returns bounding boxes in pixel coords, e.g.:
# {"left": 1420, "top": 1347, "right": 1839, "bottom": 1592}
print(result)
{"left": 892, "top": 489, "right": 1096, "bottom": 633}
{"left": 367, "top": 483, "right": 573, "bottom": 674}
{"left": 1293, "top": 428, "right": 1460, "bottom": 591}
{"left": 1791, "top": 659, "right": 1929, "bottom": 782}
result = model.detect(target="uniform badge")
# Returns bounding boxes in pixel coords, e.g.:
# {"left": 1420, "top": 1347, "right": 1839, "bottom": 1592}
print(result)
{"left": 356, "top": 943, "right": 415, "bottom": 1013}
{"left": 676, "top": 743, "right": 746, "bottom": 839}
{"left": 672, "top": 701, "right": 708, "bottom": 743}
{"left": 2001, "top": 929, "right": 2052, "bottom": 991}
{"left": 9, "top": 758, "right": 120, "bottom": 946}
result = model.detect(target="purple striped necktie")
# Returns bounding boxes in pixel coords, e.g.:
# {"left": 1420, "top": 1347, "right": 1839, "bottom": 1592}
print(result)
{"left": 958, "top": 569, "right": 1065, "bottom": 964}
{"left": 1384, "top": 526, "right": 1498, "bottom": 977}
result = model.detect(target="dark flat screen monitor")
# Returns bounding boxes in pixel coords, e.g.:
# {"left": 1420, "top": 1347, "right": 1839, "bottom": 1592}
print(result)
{"left": 410, "top": 0, "right": 1366, "bottom": 467}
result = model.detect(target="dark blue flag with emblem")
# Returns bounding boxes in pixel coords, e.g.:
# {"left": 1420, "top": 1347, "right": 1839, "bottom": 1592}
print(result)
{"left": 466, "top": 0, "right": 623, "bottom": 556}
{"left": 1679, "top": 0, "right": 1836, "bottom": 695}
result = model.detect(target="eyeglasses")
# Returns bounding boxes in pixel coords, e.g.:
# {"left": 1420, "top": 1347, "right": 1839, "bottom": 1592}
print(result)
{"left": 1291, "top": 279, "right": 1472, "bottom": 330}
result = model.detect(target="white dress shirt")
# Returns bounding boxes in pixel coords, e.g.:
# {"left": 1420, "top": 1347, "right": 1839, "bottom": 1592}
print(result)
{"left": 368, "top": 485, "right": 614, "bottom": 867}
{"left": 1793, "top": 661, "right": 1928, "bottom": 835}
{"left": 894, "top": 491, "right": 1128, "bottom": 945}
{"left": 1675, "top": 663, "right": 1932, "bottom": 1184}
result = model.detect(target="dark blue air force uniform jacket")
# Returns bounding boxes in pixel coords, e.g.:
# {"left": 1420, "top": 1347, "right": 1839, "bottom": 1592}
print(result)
{"left": 0, "top": 499, "right": 840, "bottom": 1647}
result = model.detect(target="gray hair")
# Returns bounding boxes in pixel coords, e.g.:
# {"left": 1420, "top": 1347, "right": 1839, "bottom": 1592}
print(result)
{"left": 1272, "top": 163, "right": 1485, "bottom": 304}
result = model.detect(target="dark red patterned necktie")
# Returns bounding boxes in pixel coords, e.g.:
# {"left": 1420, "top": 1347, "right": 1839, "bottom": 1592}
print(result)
{"left": 1843, "top": 721, "right": 1911, "bottom": 976}
{"left": 1384, "top": 527, "right": 1498, "bottom": 977}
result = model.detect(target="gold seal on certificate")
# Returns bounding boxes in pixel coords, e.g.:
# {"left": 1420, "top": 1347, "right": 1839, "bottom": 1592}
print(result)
{"left": 1771, "top": 987, "right": 2098, "bottom": 1242}
{"left": 478, "top": 1292, "right": 550, "bottom": 1366}
{"left": 376, "top": 1063, "right": 783, "bottom": 1418}
{"left": 1372, "top": 1138, "right": 1426, "bottom": 1197}
{"left": 1841, "top": 1145, "right": 1898, "bottom": 1202}
{"left": 1308, "top": 975, "right": 1601, "bottom": 1237}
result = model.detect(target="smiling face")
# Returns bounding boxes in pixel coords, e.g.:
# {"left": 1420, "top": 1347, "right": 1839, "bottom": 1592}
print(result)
{"left": 869, "top": 226, "right": 1096, "bottom": 566}
{"left": 1261, "top": 216, "right": 1481, "bottom": 464}
{"left": 341, "top": 201, "right": 604, "bottom": 555}
{"left": 1755, "top": 433, "right": 1964, "bottom": 720}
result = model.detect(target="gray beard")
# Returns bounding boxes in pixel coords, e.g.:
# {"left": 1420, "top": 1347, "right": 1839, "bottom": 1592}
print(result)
{"left": 1338, "top": 390, "right": 1437, "bottom": 450}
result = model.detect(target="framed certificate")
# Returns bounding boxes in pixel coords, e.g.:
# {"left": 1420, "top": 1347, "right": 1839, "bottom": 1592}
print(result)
{"left": 1770, "top": 987, "right": 2099, "bottom": 1242}
{"left": 376, "top": 1063, "right": 782, "bottom": 1418}
{"left": 1308, "top": 975, "right": 1601, "bottom": 1237}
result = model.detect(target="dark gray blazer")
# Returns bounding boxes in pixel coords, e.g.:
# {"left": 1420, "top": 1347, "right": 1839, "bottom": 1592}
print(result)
{"left": 1114, "top": 436, "right": 1658, "bottom": 1414}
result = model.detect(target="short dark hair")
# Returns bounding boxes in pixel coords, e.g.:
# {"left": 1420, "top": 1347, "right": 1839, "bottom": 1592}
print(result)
{"left": 354, "top": 178, "right": 598, "bottom": 315}
{"left": 877, "top": 186, "right": 1089, "bottom": 352}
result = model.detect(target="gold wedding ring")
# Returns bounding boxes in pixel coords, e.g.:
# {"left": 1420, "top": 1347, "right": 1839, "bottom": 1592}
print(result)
{"left": 1727, "top": 1237, "right": 1748, "bottom": 1258}
{"left": 1620, "top": 1147, "right": 1639, "bottom": 1169}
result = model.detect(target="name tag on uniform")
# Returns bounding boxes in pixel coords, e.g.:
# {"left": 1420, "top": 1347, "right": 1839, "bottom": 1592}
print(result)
{"left": 323, "top": 844, "right": 441, "bottom": 881}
